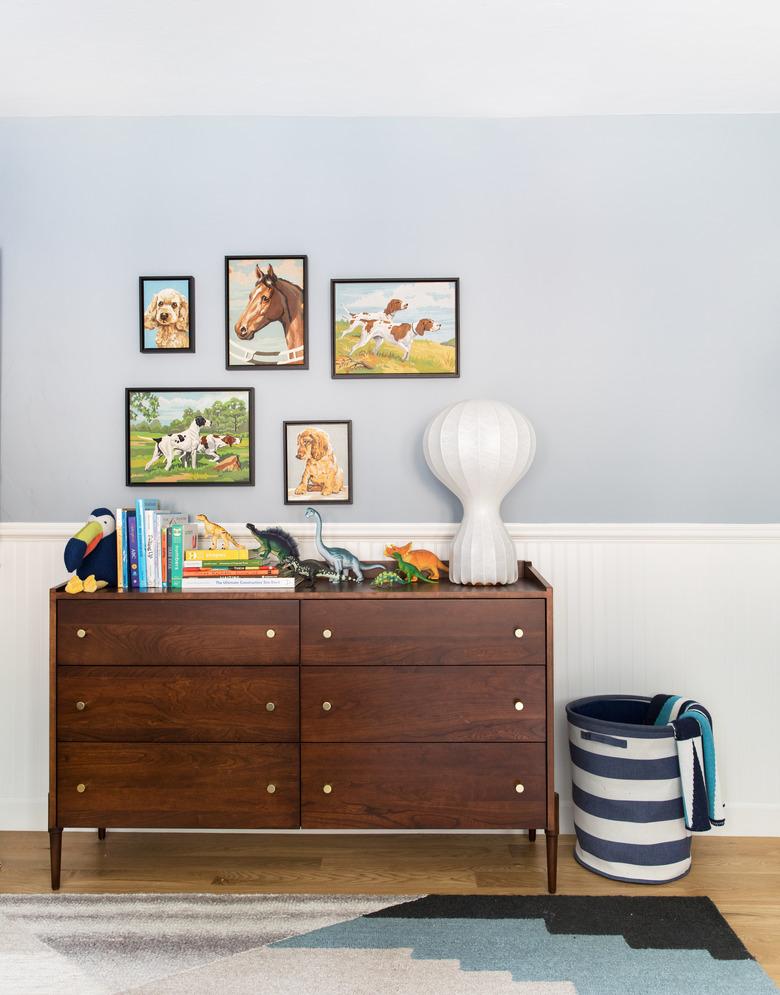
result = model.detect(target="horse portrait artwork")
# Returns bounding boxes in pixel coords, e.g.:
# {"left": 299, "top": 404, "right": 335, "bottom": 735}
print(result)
{"left": 226, "top": 256, "right": 307, "bottom": 369}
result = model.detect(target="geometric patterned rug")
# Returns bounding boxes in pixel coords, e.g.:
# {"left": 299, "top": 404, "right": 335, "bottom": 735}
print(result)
{"left": 0, "top": 894, "right": 776, "bottom": 994}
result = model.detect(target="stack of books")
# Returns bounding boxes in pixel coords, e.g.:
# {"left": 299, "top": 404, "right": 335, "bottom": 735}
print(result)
{"left": 115, "top": 501, "right": 297, "bottom": 590}
{"left": 182, "top": 548, "right": 296, "bottom": 590}
{"left": 115, "top": 499, "right": 196, "bottom": 590}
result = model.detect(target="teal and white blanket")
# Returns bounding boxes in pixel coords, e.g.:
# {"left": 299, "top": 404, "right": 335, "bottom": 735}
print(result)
{"left": 645, "top": 695, "right": 726, "bottom": 832}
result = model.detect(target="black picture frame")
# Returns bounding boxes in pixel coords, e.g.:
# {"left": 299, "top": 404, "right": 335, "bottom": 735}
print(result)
{"left": 282, "top": 419, "right": 353, "bottom": 505}
{"left": 331, "top": 277, "right": 460, "bottom": 379}
{"left": 139, "top": 276, "right": 195, "bottom": 353}
{"left": 126, "top": 387, "right": 255, "bottom": 487}
{"left": 225, "top": 255, "right": 309, "bottom": 370}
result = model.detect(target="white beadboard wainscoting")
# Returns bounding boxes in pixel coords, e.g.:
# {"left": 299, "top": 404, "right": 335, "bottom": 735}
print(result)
{"left": 1, "top": 521, "right": 779, "bottom": 836}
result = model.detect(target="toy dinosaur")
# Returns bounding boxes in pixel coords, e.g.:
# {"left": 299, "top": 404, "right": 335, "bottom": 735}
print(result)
{"left": 388, "top": 550, "right": 436, "bottom": 584}
{"left": 305, "top": 507, "right": 385, "bottom": 583}
{"left": 372, "top": 569, "right": 406, "bottom": 587}
{"left": 245, "top": 524, "right": 300, "bottom": 563}
{"left": 196, "top": 514, "right": 242, "bottom": 550}
{"left": 384, "top": 542, "right": 449, "bottom": 581}
{"left": 280, "top": 555, "right": 338, "bottom": 589}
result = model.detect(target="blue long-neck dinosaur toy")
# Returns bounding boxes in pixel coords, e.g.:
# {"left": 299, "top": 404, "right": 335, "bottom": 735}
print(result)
{"left": 305, "top": 507, "right": 384, "bottom": 583}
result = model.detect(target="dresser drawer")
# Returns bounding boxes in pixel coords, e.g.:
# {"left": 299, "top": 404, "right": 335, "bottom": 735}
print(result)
{"left": 301, "top": 666, "right": 545, "bottom": 742}
{"left": 301, "top": 743, "right": 546, "bottom": 828}
{"left": 57, "top": 600, "right": 299, "bottom": 665}
{"left": 58, "top": 666, "right": 298, "bottom": 742}
{"left": 300, "top": 600, "right": 545, "bottom": 665}
{"left": 57, "top": 744, "right": 299, "bottom": 827}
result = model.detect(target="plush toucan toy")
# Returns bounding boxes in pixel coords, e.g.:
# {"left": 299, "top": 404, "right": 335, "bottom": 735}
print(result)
{"left": 64, "top": 508, "right": 117, "bottom": 594}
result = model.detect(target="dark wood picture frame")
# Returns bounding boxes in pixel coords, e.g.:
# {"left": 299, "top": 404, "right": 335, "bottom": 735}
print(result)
{"left": 139, "top": 276, "right": 195, "bottom": 353}
{"left": 283, "top": 419, "right": 353, "bottom": 505}
{"left": 126, "top": 387, "right": 255, "bottom": 487}
{"left": 225, "top": 255, "right": 308, "bottom": 371}
{"left": 331, "top": 277, "right": 460, "bottom": 379}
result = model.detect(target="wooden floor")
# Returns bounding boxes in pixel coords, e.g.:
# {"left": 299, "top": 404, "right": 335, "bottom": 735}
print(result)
{"left": 1, "top": 831, "right": 778, "bottom": 983}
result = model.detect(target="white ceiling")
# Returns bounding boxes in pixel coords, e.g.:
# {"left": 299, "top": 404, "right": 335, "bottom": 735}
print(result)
{"left": 3, "top": 0, "right": 780, "bottom": 117}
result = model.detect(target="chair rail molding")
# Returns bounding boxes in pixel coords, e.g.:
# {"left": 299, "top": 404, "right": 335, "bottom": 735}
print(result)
{"left": 2, "top": 520, "right": 779, "bottom": 835}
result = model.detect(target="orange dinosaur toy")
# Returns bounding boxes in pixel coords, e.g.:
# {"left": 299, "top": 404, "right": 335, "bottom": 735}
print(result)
{"left": 383, "top": 542, "right": 449, "bottom": 581}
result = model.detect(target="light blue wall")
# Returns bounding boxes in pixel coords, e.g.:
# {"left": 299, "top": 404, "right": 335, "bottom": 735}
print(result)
{"left": 1, "top": 115, "right": 779, "bottom": 523}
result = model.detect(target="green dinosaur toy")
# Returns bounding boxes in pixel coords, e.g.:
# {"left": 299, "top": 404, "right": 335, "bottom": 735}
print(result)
{"left": 388, "top": 550, "right": 435, "bottom": 584}
{"left": 372, "top": 569, "right": 406, "bottom": 587}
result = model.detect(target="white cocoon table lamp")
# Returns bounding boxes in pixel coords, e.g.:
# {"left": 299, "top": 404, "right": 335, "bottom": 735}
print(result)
{"left": 423, "top": 399, "right": 536, "bottom": 585}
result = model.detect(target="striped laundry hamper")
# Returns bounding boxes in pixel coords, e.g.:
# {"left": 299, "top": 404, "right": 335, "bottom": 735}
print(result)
{"left": 566, "top": 695, "right": 692, "bottom": 884}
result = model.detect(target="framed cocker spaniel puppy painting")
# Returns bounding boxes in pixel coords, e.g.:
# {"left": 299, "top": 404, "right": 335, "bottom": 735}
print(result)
{"left": 139, "top": 276, "right": 195, "bottom": 352}
{"left": 283, "top": 420, "right": 352, "bottom": 504}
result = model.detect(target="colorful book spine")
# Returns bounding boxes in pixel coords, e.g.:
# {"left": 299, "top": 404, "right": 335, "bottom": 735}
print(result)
{"left": 134, "top": 498, "right": 159, "bottom": 588}
{"left": 145, "top": 509, "right": 157, "bottom": 588}
{"left": 121, "top": 510, "right": 129, "bottom": 589}
{"left": 161, "top": 526, "right": 168, "bottom": 589}
{"left": 184, "top": 548, "right": 249, "bottom": 561}
{"left": 127, "top": 511, "right": 140, "bottom": 589}
{"left": 115, "top": 508, "right": 125, "bottom": 590}
{"left": 182, "top": 569, "right": 279, "bottom": 577}
{"left": 180, "top": 576, "right": 296, "bottom": 589}
{"left": 170, "top": 523, "right": 183, "bottom": 590}
{"left": 182, "top": 560, "right": 275, "bottom": 571}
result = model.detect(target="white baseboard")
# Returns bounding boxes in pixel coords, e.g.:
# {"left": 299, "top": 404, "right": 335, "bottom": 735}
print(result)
{"left": 1, "top": 798, "right": 777, "bottom": 837}
{"left": 2, "top": 521, "right": 779, "bottom": 836}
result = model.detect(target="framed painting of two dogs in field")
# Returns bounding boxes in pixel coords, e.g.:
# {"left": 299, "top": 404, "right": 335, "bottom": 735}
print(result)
{"left": 225, "top": 255, "right": 308, "bottom": 369}
{"left": 126, "top": 388, "right": 254, "bottom": 486}
{"left": 332, "top": 278, "right": 459, "bottom": 378}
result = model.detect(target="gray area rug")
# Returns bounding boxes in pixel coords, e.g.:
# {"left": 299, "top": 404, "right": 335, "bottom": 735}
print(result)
{"left": 0, "top": 893, "right": 774, "bottom": 994}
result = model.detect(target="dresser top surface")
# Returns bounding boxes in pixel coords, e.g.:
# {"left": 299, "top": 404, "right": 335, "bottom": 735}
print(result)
{"left": 51, "top": 561, "right": 551, "bottom": 601}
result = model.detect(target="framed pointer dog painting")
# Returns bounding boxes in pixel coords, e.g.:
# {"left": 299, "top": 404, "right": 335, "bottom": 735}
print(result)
{"left": 126, "top": 388, "right": 255, "bottom": 486}
{"left": 283, "top": 420, "right": 352, "bottom": 504}
{"left": 331, "top": 278, "right": 459, "bottom": 378}
{"left": 225, "top": 256, "right": 308, "bottom": 369}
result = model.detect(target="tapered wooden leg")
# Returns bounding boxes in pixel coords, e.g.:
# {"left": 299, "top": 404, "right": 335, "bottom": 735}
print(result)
{"left": 545, "top": 793, "right": 559, "bottom": 893}
{"left": 528, "top": 829, "right": 537, "bottom": 843}
{"left": 97, "top": 828, "right": 106, "bottom": 840}
{"left": 49, "top": 827, "right": 62, "bottom": 891}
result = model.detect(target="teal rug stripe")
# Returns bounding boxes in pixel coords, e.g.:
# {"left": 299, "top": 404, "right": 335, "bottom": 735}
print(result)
{"left": 274, "top": 917, "right": 778, "bottom": 995}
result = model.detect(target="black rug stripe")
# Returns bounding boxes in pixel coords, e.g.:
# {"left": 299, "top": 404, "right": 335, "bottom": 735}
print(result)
{"left": 366, "top": 895, "right": 751, "bottom": 961}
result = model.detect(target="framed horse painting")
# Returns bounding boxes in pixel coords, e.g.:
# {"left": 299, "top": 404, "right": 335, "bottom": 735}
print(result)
{"left": 331, "top": 277, "right": 459, "bottom": 378}
{"left": 225, "top": 256, "right": 308, "bottom": 369}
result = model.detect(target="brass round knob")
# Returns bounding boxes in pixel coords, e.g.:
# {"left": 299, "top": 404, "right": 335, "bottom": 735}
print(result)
{"left": 266, "top": 702, "right": 276, "bottom": 712}
{"left": 514, "top": 700, "right": 524, "bottom": 712}
{"left": 76, "top": 628, "right": 86, "bottom": 639}
{"left": 76, "top": 783, "right": 86, "bottom": 793}
{"left": 322, "top": 783, "right": 333, "bottom": 794}
{"left": 514, "top": 628, "right": 524, "bottom": 639}
{"left": 515, "top": 782, "right": 525, "bottom": 794}
{"left": 75, "top": 700, "right": 86, "bottom": 712}
{"left": 322, "top": 628, "right": 332, "bottom": 639}
{"left": 322, "top": 701, "right": 332, "bottom": 712}
{"left": 266, "top": 783, "right": 276, "bottom": 794}
{"left": 266, "top": 628, "right": 276, "bottom": 639}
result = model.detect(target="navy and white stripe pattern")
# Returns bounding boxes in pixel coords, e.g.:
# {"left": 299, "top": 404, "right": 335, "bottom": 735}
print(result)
{"left": 645, "top": 695, "right": 726, "bottom": 833}
{"left": 567, "top": 696, "right": 692, "bottom": 884}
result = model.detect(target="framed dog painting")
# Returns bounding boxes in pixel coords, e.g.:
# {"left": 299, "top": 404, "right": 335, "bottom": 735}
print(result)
{"left": 331, "top": 278, "right": 459, "bottom": 378}
{"left": 139, "top": 277, "right": 194, "bottom": 352}
{"left": 126, "top": 388, "right": 255, "bottom": 486}
{"left": 225, "top": 256, "right": 308, "bottom": 369}
{"left": 283, "top": 420, "right": 352, "bottom": 504}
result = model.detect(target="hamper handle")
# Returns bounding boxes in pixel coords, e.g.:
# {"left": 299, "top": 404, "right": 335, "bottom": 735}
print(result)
{"left": 580, "top": 730, "right": 627, "bottom": 749}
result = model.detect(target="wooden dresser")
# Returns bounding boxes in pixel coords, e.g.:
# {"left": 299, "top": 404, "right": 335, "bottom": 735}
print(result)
{"left": 49, "top": 561, "right": 558, "bottom": 890}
